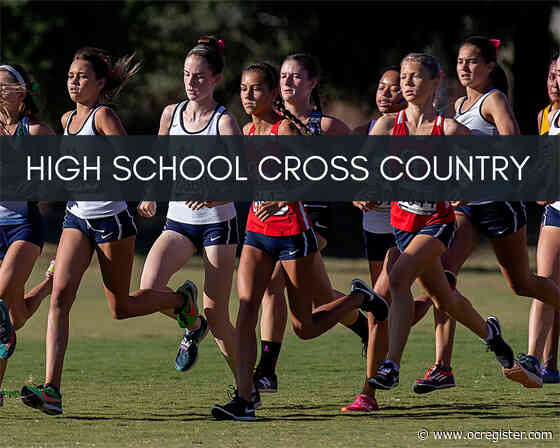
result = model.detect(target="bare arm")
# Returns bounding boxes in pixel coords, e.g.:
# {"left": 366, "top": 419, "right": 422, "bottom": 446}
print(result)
{"left": 443, "top": 118, "right": 471, "bottom": 136}
{"left": 481, "top": 91, "right": 520, "bottom": 135}
{"left": 94, "top": 106, "right": 127, "bottom": 136}
{"left": 218, "top": 111, "right": 242, "bottom": 136}
{"left": 29, "top": 122, "right": 55, "bottom": 136}
{"left": 369, "top": 114, "right": 394, "bottom": 135}
{"left": 321, "top": 115, "right": 350, "bottom": 135}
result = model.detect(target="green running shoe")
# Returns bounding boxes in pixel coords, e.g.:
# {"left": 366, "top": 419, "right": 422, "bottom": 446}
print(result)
{"left": 175, "top": 280, "right": 199, "bottom": 329}
{"left": 21, "top": 384, "right": 62, "bottom": 415}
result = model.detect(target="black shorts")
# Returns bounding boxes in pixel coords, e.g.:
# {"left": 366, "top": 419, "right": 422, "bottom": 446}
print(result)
{"left": 455, "top": 201, "right": 526, "bottom": 239}
{"left": 363, "top": 231, "right": 396, "bottom": 262}
{"left": 304, "top": 202, "right": 330, "bottom": 240}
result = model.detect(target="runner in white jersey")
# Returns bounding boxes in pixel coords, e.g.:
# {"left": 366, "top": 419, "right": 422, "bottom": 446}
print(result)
{"left": 22, "top": 48, "right": 200, "bottom": 417}
{"left": 411, "top": 36, "right": 560, "bottom": 393}
{"left": 138, "top": 36, "right": 241, "bottom": 379}
{"left": 0, "top": 63, "right": 55, "bottom": 407}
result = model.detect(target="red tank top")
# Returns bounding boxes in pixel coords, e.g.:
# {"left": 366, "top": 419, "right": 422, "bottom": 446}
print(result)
{"left": 390, "top": 110, "right": 454, "bottom": 232}
{"left": 245, "top": 116, "right": 312, "bottom": 236}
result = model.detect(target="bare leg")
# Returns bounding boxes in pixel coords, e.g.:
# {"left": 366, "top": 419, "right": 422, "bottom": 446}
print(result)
{"left": 492, "top": 226, "right": 560, "bottom": 308}
{"left": 140, "top": 230, "right": 198, "bottom": 322}
{"left": 45, "top": 229, "right": 94, "bottom": 388}
{"left": 202, "top": 244, "right": 237, "bottom": 375}
{"left": 235, "top": 245, "right": 276, "bottom": 401}
{"left": 527, "top": 225, "right": 560, "bottom": 362}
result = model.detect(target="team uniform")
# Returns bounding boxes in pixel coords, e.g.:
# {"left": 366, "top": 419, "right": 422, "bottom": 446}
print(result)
{"left": 360, "top": 119, "right": 396, "bottom": 261}
{"left": 245, "top": 116, "right": 318, "bottom": 259}
{"left": 63, "top": 105, "right": 137, "bottom": 244}
{"left": 541, "top": 109, "right": 560, "bottom": 228}
{"left": 454, "top": 90, "right": 527, "bottom": 238}
{"left": 164, "top": 100, "right": 238, "bottom": 251}
{"left": 0, "top": 117, "right": 44, "bottom": 260}
{"left": 303, "top": 110, "right": 331, "bottom": 240}
{"left": 390, "top": 110, "right": 456, "bottom": 252}
{"left": 540, "top": 104, "right": 553, "bottom": 135}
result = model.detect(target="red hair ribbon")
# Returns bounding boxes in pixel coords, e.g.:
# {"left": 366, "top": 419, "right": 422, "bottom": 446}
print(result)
{"left": 440, "top": 70, "right": 446, "bottom": 78}
{"left": 217, "top": 39, "right": 225, "bottom": 55}
{"left": 489, "top": 39, "right": 501, "bottom": 49}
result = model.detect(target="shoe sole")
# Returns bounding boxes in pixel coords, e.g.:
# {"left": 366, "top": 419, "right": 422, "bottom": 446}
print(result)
{"left": 255, "top": 387, "right": 277, "bottom": 393}
{"left": 413, "top": 383, "right": 456, "bottom": 394}
{"left": 352, "top": 280, "right": 389, "bottom": 322}
{"left": 210, "top": 405, "right": 256, "bottom": 421}
{"left": 367, "top": 377, "right": 398, "bottom": 390}
{"left": 503, "top": 361, "right": 543, "bottom": 388}
{"left": 21, "top": 387, "right": 63, "bottom": 415}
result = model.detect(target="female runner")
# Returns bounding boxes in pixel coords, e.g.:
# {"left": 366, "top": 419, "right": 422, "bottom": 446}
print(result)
{"left": 0, "top": 63, "right": 55, "bottom": 406}
{"left": 253, "top": 54, "right": 370, "bottom": 393}
{"left": 138, "top": 37, "right": 241, "bottom": 379}
{"left": 515, "top": 53, "right": 560, "bottom": 386}
{"left": 211, "top": 62, "right": 389, "bottom": 421}
{"left": 21, "top": 47, "right": 199, "bottom": 416}
{"left": 410, "top": 38, "right": 560, "bottom": 391}
{"left": 368, "top": 53, "right": 519, "bottom": 391}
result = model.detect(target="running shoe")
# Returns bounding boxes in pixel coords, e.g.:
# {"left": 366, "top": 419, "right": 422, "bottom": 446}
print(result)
{"left": 0, "top": 299, "right": 15, "bottom": 359}
{"left": 211, "top": 389, "right": 256, "bottom": 421}
{"left": 45, "top": 259, "right": 55, "bottom": 280}
{"left": 413, "top": 364, "right": 456, "bottom": 394}
{"left": 503, "top": 354, "right": 543, "bottom": 388}
{"left": 175, "top": 315, "right": 208, "bottom": 372}
{"left": 253, "top": 371, "right": 278, "bottom": 393}
{"left": 0, "top": 299, "right": 13, "bottom": 344}
{"left": 175, "top": 280, "right": 198, "bottom": 329}
{"left": 21, "top": 384, "right": 63, "bottom": 415}
{"left": 0, "top": 325, "right": 16, "bottom": 360}
{"left": 351, "top": 279, "right": 389, "bottom": 322}
{"left": 368, "top": 361, "right": 399, "bottom": 390}
{"left": 341, "top": 393, "right": 378, "bottom": 412}
{"left": 542, "top": 367, "right": 560, "bottom": 384}
{"left": 484, "top": 316, "right": 514, "bottom": 369}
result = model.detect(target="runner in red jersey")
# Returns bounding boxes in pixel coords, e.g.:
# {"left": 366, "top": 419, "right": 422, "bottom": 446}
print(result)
{"left": 211, "top": 62, "right": 389, "bottom": 421}
{"left": 368, "top": 53, "right": 518, "bottom": 392}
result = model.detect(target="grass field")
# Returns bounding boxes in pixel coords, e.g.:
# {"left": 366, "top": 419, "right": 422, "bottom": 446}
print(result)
{"left": 1, "top": 243, "right": 559, "bottom": 447}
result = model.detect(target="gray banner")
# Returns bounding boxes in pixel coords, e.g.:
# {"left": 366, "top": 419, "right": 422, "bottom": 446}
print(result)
{"left": 0, "top": 136, "right": 557, "bottom": 201}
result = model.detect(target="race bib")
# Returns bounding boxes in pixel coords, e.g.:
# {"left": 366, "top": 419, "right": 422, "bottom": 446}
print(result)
{"left": 398, "top": 201, "right": 437, "bottom": 215}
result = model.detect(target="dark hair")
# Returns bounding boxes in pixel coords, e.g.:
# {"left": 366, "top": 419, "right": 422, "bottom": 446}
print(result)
{"left": 187, "top": 35, "right": 224, "bottom": 75}
{"left": 381, "top": 65, "right": 401, "bottom": 77}
{"left": 461, "top": 36, "right": 509, "bottom": 96}
{"left": 550, "top": 53, "right": 559, "bottom": 67}
{"left": 283, "top": 53, "right": 322, "bottom": 113}
{"left": 73, "top": 47, "right": 141, "bottom": 103}
{"left": 0, "top": 63, "right": 40, "bottom": 120}
{"left": 401, "top": 53, "right": 441, "bottom": 79}
{"left": 242, "top": 61, "right": 307, "bottom": 134}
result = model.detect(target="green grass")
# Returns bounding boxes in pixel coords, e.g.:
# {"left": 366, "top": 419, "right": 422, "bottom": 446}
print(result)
{"left": 1, "top": 244, "right": 559, "bottom": 447}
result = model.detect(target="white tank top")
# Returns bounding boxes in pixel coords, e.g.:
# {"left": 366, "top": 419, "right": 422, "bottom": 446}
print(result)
{"left": 547, "top": 110, "right": 560, "bottom": 211}
{"left": 361, "top": 119, "right": 392, "bottom": 233}
{"left": 454, "top": 89, "right": 500, "bottom": 206}
{"left": 166, "top": 101, "right": 236, "bottom": 224}
{"left": 64, "top": 105, "right": 127, "bottom": 219}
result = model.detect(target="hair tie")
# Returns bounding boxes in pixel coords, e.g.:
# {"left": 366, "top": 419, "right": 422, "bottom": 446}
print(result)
{"left": 440, "top": 70, "right": 446, "bottom": 79}
{"left": 489, "top": 39, "right": 501, "bottom": 49}
{"left": 217, "top": 39, "right": 225, "bottom": 55}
